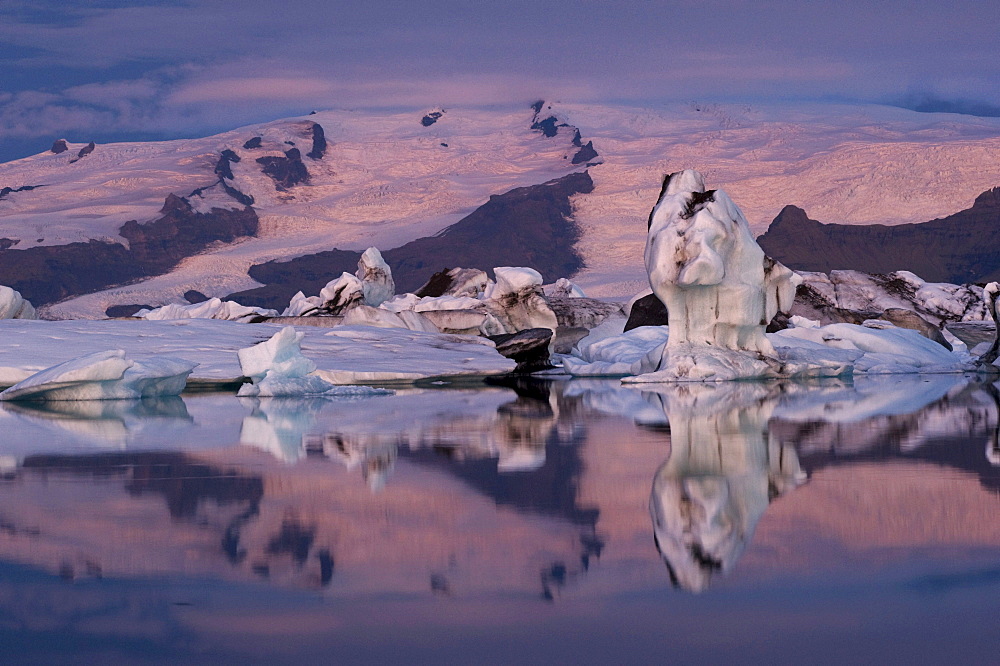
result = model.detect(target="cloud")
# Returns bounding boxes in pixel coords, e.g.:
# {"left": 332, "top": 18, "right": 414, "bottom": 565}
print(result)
{"left": 2, "top": 0, "right": 1000, "bottom": 161}
{"left": 893, "top": 92, "right": 1000, "bottom": 118}
{"left": 169, "top": 77, "right": 336, "bottom": 104}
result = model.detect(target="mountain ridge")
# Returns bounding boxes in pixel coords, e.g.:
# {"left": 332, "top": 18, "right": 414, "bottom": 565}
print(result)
{"left": 3, "top": 101, "right": 1000, "bottom": 317}
{"left": 757, "top": 187, "right": 1000, "bottom": 284}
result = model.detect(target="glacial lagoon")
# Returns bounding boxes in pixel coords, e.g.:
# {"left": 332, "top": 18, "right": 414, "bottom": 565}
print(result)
{"left": 2, "top": 375, "right": 1000, "bottom": 663}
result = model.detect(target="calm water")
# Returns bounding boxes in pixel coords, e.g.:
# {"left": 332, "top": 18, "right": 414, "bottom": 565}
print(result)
{"left": 2, "top": 374, "right": 1000, "bottom": 664}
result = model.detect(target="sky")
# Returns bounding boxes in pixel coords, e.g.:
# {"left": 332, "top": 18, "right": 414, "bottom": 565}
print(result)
{"left": 2, "top": 0, "right": 1000, "bottom": 162}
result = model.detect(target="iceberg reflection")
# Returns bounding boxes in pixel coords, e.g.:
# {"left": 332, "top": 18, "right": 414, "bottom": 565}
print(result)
{"left": 0, "top": 396, "right": 192, "bottom": 450}
{"left": 643, "top": 382, "right": 806, "bottom": 593}
{"left": 244, "top": 382, "right": 563, "bottom": 490}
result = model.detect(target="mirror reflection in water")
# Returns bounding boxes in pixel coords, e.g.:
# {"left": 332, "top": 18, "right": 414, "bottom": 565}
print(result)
{"left": 1, "top": 375, "right": 999, "bottom": 661}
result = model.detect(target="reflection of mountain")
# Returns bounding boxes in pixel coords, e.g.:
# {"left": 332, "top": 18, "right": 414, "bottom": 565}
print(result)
{"left": 21, "top": 451, "right": 262, "bottom": 519}
{"left": 0, "top": 383, "right": 605, "bottom": 599}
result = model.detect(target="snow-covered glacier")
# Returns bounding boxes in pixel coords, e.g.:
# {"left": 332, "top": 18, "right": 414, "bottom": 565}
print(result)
{"left": 3, "top": 101, "right": 1000, "bottom": 318}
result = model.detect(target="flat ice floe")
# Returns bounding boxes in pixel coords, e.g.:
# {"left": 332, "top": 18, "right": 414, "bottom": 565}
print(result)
{"left": 0, "top": 319, "right": 515, "bottom": 388}
{"left": 0, "top": 350, "right": 196, "bottom": 401}
{"left": 561, "top": 320, "right": 971, "bottom": 379}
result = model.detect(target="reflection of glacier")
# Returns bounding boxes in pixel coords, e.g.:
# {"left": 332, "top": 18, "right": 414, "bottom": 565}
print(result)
{"left": 644, "top": 382, "right": 806, "bottom": 592}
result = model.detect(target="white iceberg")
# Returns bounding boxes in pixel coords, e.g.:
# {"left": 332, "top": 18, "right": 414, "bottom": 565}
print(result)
{"left": 543, "top": 277, "right": 586, "bottom": 298}
{"left": 482, "top": 266, "right": 559, "bottom": 335}
{"left": 237, "top": 326, "right": 337, "bottom": 397}
{"left": 0, "top": 285, "right": 36, "bottom": 320}
{"left": 280, "top": 247, "right": 395, "bottom": 317}
{"left": 318, "top": 273, "right": 366, "bottom": 315}
{"left": 772, "top": 321, "right": 967, "bottom": 374}
{"left": 0, "top": 350, "right": 196, "bottom": 401}
{"left": 341, "top": 305, "right": 439, "bottom": 333}
{"left": 795, "top": 269, "right": 988, "bottom": 325}
{"left": 135, "top": 297, "right": 277, "bottom": 321}
{"left": 356, "top": 246, "right": 395, "bottom": 307}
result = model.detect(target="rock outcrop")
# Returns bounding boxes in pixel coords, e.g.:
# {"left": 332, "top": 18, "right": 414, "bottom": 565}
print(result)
{"left": 0, "top": 195, "right": 258, "bottom": 306}
{"left": 306, "top": 122, "right": 327, "bottom": 160}
{"left": 421, "top": 110, "right": 444, "bottom": 127}
{"left": 257, "top": 148, "right": 310, "bottom": 190}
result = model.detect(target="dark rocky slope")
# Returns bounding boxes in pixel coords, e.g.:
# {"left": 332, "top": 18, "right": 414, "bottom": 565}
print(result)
{"left": 228, "top": 171, "right": 593, "bottom": 309}
{"left": 0, "top": 195, "right": 257, "bottom": 306}
{"left": 757, "top": 188, "right": 1000, "bottom": 284}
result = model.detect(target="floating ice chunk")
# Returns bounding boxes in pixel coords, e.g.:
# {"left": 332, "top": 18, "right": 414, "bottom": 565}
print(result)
{"left": 135, "top": 297, "right": 276, "bottom": 321}
{"left": 0, "top": 350, "right": 195, "bottom": 401}
{"left": 381, "top": 293, "right": 483, "bottom": 313}
{"left": 443, "top": 268, "right": 489, "bottom": 298}
{"left": 543, "top": 277, "right": 586, "bottom": 298}
{"left": 238, "top": 326, "right": 328, "bottom": 396}
{"left": 485, "top": 266, "right": 544, "bottom": 299}
{"left": 236, "top": 326, "right": 384, "bottom": 396}
{"left": 282, "top": 291, "right": 322, "bottom": 317}
{"left": 625, "top": 343, "right": 851, "bottom": 383}
{"left": 0, "top": 285, "right": 36, "bottom": 320}
{"left": 239, "top": 327, "right": 315, "bottom": 379}
{"left": 341, "top": 305, "right": 439, "bottom": 333}
{"left": 483, "top": 266, "right": 558, "bottom": 334}
{"left": 356, "top": 246, "right": 395, "bottom": 307}
{"left": 789, "top": 315, "right": 820, "bottom": 328}
{"left": 414, "top": 267, "right": 489, "bottom": 298}
{"left": 978, "top": 281, "right": 1000, "bottom": 365}
{"left": 795, "top": 270, "right": 989, "bottom": 326}
{"left": 562, "top": 323, "right": 852, "bottom": 380}
{"left": 318, "top": 273, "right": 365, "bottom": 315}
{"left": 772, "top": 322, "right": 966, "bottom": 374}
{"left": 562, "top": 326, "right": 670, "bottom": 376}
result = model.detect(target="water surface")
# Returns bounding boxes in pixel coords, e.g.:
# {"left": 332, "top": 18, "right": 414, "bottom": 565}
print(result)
{"left": 1, "top": 375, "right": 999, "bottom": 663}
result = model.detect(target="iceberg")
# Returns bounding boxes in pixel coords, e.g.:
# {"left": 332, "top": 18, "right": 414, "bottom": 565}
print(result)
{"left": 135, "top": 297, "right": 277, "bottom": 321}
{"left": 279, "top": 247, "right": 395, "bottom": 316}
{"left": 482, "top": 266, "right": 559, "bottom": 335}
{"left": 0, "top": 350, "right": 195, "bottom": 401}
{"left": 0, "top": 285, "right": 36, "bottom": 320}
{"left": 317, "top": 273, "right": 366, "bottom": 316}
{"left": 237, "top": 326, "right": 337, "bottom": 397}
{"left": 341, "top": 305, "right": 439, "bottom": 333}
{"left": 561, "top": 169, "right": 973, "bottom": 382}
{"left": 356, "top": 246, "right": 395, "bottom": 307}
